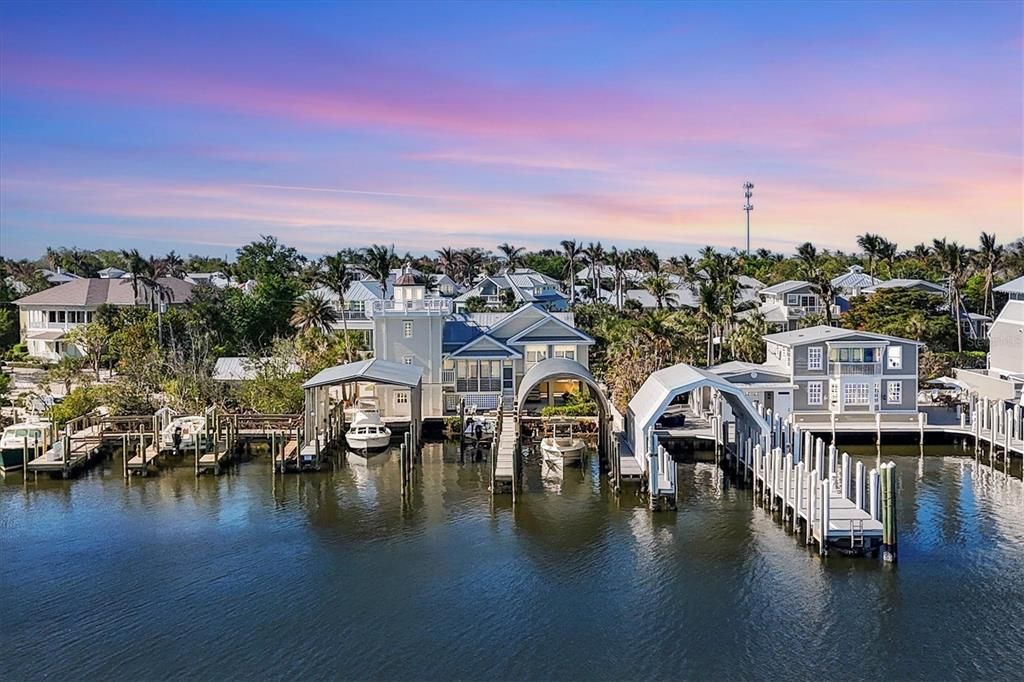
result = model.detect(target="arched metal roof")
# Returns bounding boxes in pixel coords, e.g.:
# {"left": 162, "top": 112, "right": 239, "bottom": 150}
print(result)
{"left": 516, "top": 358, "right": 609, "bottom": 415}
{"left": 627, "top": 363, "right": 768, "bottom": 455}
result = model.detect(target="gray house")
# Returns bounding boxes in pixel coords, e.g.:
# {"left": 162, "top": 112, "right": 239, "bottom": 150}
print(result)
{"left": 762, "top": 325, "right": 921, "bottom": 416}
{"left": 755, "top": 280, "right": 834, "bottom": 331}
{"left": 454, "top": 269, "right": 568, "bottom": 312}
{"left": 370, "top": 266, "right": 594, "bottom": 419}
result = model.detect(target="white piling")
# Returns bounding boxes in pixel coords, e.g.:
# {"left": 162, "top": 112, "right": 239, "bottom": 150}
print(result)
{"left": 855, "top": 460, "right": 865, "bottom": 511}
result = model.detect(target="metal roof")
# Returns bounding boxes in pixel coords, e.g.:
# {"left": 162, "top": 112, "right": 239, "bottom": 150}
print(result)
{"left": 863, "top": 278, "right": 944, "bottom": 294}
{"left": 627, "top": 363, "right": 768, "bottom": 453}
{"left": 516, "top": 358, "right": 608, "bottom": 414}
{"left": 994, "top": 275, "right": 1024, "bottom": 295}
{"left": 993, "top": 300, "right": 1024, "bottom": 326}
{"left": 759, "top": 280, "right": 812, "bottom": 296}
{"left": 763, "top": 325, "right": 924, "bottom": 346}
{"left": 303, "top": 358, "right": 423, "bottom": 389}
{"left": 830, "top": 266, "right": 880, "bottom": 290}
{"left": 213, "top": 356, "right": 300, "bottom": 381}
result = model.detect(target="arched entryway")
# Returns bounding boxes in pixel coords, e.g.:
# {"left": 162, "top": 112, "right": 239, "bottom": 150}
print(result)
{"left": 516, "top": 358, "right": 612, "bottom": 457}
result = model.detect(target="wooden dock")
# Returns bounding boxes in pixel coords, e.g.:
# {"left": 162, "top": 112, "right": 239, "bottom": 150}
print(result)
{"left": 26, "top": 424, "right": 106, "bottom": 478}
{"left": 125, "top": 442, "right": 161, "bottom": 475}
{"left": 725, "top": 419, "right": 891, "bottom": 556}
{"left": 491, "top": 407, "right": 516, "bottom": 494}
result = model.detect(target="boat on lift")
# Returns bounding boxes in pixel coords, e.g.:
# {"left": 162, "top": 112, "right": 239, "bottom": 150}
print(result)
{"left": 159, "top": 415, "right": 208, "bottom": 453}
{"left": 539, "top": 421, "right": 586, "bottom": 478}
{"left": 463, "top": 416, "right": 496, "bottom": 442}
{"left": 0, "top": 420, "right": 51, "bottom": 472}
{"left": 345, "top": 401, "right": 392, "bottom": 451}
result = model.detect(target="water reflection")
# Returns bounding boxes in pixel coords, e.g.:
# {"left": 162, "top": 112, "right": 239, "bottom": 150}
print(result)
{"left": 2, "top": 441, "right": 1022, "bottom": 680}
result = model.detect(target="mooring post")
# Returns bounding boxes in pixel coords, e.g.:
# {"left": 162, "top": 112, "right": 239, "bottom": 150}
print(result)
{"left": 194, "top": 429, "right": 200, "bottom": 476}
{"left": 869, "top": 468, "right": 880, "bottom": 520}
{"left": 806, "top": 468, "right": 816, "bottom": 545}
{"left": 820, "top": 477, "right": 831, "bottom": 556}
{"left": 855, "top": 461, "right": 865, "bottom": 511}
{"left": 815, "top": 439, "right": 825, "bottom": 481}
{"left": 841, "top": 453, "right": 851, "bottom": 500}
{"left": 881, "top": 462, "right": 898, "bottom": 563}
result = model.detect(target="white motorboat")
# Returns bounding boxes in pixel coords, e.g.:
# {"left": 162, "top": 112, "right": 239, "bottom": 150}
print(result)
{"left": 160, "top": 415, "right": 207, "bottom": 452}
{"left": 540, "top": 422, "right": 586, "bottom": 478}
{"left": 345, "top": 404, "right": 392, "bottom": 451}
{"left": 463, "top": 416, "right": 496, "bottom": 441}
{"left": 0, "top": 421, "right": 50, "bottom": 472}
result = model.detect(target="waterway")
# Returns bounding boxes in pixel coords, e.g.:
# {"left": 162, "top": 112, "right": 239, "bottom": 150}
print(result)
{"left": 2, "top": 442, "right": 1022, "bottom": 680}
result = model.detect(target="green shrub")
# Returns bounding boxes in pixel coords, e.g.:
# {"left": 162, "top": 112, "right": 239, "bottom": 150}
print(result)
{"left": 540, "top": 400, "right": 598, "bottom": 417}
{"left": 48, "top": 385, "right": 103, "bottom": 428}
{"left": 5, "top": 343, "right": 28, "bottom": 361}
{"left": 443, "top": 416, "right": 462, "bottom": 433}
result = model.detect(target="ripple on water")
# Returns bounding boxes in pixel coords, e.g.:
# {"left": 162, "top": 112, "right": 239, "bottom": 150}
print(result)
{"left": 2, "top": 446, "right": 1023, "bottom": 680}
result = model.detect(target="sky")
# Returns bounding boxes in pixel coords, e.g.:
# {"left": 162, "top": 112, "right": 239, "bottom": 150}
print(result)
{"left": 0, "top": 0, "right": 1021, "bottom": 260}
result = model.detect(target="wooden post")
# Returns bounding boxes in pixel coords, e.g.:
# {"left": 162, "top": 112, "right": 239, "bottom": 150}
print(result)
{"left": 271, "top": 431, "right": 277, "bottom": 473}
{"left": 194, "top": 428, "right": 200, "bottom": 476}
{"left": 855, "top": 460, "right": 865, "bottom": 511}
{"left": 122, "top": 433, "right": 128, "bottom": 478}
{"left": 881, "top": 462, "right": 898, "bottom": 563}
{"left": 869, "top": 468, "right": 880, "bottom": 520}
{"left": 841, "top": 453, "right": 851, "bottom": 500}
{"left": 820, "top": 477, "right": 830, "bottom": 556}
{"left": 807, "top": 468, "right": 816, "bottom": 545}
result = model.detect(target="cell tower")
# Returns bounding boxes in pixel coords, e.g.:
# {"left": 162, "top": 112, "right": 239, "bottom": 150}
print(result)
{"left": 743, "top": 181, "right": 754, "bottom": 253}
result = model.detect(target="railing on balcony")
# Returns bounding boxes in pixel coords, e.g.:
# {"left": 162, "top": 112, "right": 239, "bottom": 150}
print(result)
{"left": 441, "top": 369, "right": 455, "bottom": 384}
{"left": 337, "top": 310, "right": 368, "bottom": 320}
{"left": 785, "top": 304, "right": 823, "bottom": 317}
{"left": 455, "top": 377, "right": 502, "bottom": 393}
{"left": 369, "top": 298, "right": 453, "bottom": 315}
{"left": 829, "top": 361, "right": 882, "bottom": 376}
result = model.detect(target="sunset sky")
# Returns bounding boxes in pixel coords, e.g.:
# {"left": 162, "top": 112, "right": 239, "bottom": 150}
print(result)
{"left": 1, "top": 1, "right": 1021, "bottom": 260}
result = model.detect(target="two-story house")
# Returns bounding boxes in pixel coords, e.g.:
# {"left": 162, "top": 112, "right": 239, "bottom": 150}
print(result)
{"left": 711, "top": 325, "right": 922, "bottom": 420}
{"left": 454, "top": 269, "right": 568, "bottom": 312}
{"left": 13, "top": 277, "right": 194, "bottom": 361}
{"left": 370, "top": 266, "right": 593, "bottom": 419}
{"left": 756, "top": 281, "right": 833, "bottom": 331}
{"left": 761, "top": 326, "right": 921, "bottom": 418}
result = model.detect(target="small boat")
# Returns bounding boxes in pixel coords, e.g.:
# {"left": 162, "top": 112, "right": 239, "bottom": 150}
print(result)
{"left": 463, "top": 416, "right": 496, "bottom": 442}
{"left": 345, "top": 404, "right": 392, "bottom": 451}
{"left": 159, "top": 415, "right": 208, "bottom": 453}
{"left": 540, "top": 421, "right": 586, "bottom": 478}
{"left": 0, "top": 421, "right": 50, "bottom": 472}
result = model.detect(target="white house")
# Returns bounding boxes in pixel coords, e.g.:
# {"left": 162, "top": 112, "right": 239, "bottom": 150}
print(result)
{"left": 13, "top": 277, "right": 194, "bottom": 361}
{"left": 369, "top": 265, "right": 593, "bottom": 419}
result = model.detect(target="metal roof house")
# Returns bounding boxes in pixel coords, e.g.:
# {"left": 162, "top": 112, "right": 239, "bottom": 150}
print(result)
{"left": 454, "top": 269, "right": 568, "bottom": 312}
{"left": 994, "top": 275, "right": 1024, "bottom": 302}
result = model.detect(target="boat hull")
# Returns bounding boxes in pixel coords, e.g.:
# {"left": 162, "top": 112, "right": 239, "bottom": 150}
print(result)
{"left": 345, "top": 434, "right": 392, "bottom": 451}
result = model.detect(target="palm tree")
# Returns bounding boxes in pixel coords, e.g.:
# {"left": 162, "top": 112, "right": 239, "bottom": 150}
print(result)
{"left": 560, "top": 239, "right": 582, "bottom": 307}
{"left": 120, "top": 248, "right": 148, "bottom": 301}
{"left": 696, "top": 280, "right": 721, "bottom": 366}
{"left": 607, "top": 247, "right": 629, "bottom": 309}
{"left": 644, "top": 274, "right": 677, "bottom": 309}
{"left": 457, "top": 248, "right": 486, "bottom": 286}
{"left": 163, "top": 250, "right": 186, "bottom": 278}
{"left": 320, "top": 253, "right": 356, "bottom": 362}
{"left": 878, "top": 238, "right": 898, "bottom": 277}
{"left": 795, "top": 242, "right": 818, "bottom": 279}
{"left": 496, "top": 243, "right": 525, "bottom": 272}
{"left": 582, "top": 242, "right": 604, "bottom": 297}
{"left": 291, "top": 292, "right": 339, "bottom": 336}
{"left": 932, "top": 238, "right": 971, "bottom": 352}
{"left": 361, "top": 244, "right": 397, "bottom": 292}
{"left": 856, "top": 233, "right": 884, "bottom": 279}
{"left": 976, "top": 232, "right": 1003, "bottom": 317}
{"left": 436, "top": 248, "right": 457, "bottom": 277}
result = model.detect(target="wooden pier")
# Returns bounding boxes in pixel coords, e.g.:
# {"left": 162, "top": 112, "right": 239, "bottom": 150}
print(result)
{"left": 26, "top": 423, "right": 106, "bottom": 478}
{"left": 491, "top": 404, "right": 517, "bottom": 495}
{"left": 725, "top": 408, "right": 897, "bottom": 558}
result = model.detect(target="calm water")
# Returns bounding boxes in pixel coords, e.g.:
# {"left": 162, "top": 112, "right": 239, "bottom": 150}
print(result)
{"left": 3, "top": 441, "right": 1023, "bottom": 681}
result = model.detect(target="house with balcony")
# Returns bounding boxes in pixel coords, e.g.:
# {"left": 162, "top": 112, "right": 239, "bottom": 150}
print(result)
{"left": 710, "top": 325, "right": 922, "bottom": 420}
{"left": 13, "top": 277, "right": 194, "bottom": 361}
{"left": 754, "top": 280, "right": 837, "bottom": 331}
{"left": 454, "top": 269, "right": 568, "bottom": 312}
{"left": 369, "top": 265, "right": 593, "bottom": 419}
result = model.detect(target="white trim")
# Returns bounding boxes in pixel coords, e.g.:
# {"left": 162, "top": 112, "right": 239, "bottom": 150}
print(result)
{"left": 446, "top": 333, "right": 523, "bottom": 359}
{"left": 505, "top": 314, "right": 595, "bottom": 346}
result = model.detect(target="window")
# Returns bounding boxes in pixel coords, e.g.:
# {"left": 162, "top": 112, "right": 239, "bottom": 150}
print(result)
{"left": 395, "top": 392, "right": 409, "bottom": 405}
{"left": 57, "top": 311, "right": 66, "bottom": 323}
{"left": 807, "top": 347, "right": 823, "bottom": 370}
{"left": 843, "top": 383, "right": 870, "bottom": 405}
{"left": 887, "top": 381, "right": 902, "bottom": 405}
{"left": 807, "top": 381, "right": 823, "bottom": 406}
{"left": 787, "top": 294, "right": 799, "bottom": 305}
{"left": 553, "top": 345, "right": 576, "bottom": 361}
{"left": 526, "top": 346, "right": 548, "bottom": 364}
{"left": 403, "top": 320, "right": 413, "bottom": 338}
{"left": 886, "top": 346, "right": 902, "bottom": 370}
{"left": 402, "top": 355, "right": 414, "bottom": 365}
{"left": 48, "top": 311, "right": 56, "bottom": 323}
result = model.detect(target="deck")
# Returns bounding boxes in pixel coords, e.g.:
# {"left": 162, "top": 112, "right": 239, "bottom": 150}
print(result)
{"left": 26, "top": 425, "right": 105, "bottom": 476}
{"left": 494, "top": 409, "right": 515, "bottom": 484}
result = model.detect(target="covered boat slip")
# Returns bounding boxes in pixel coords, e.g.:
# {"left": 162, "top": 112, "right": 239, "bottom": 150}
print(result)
{"left": 300, "top": 358, "right": 424, "bottom": 466}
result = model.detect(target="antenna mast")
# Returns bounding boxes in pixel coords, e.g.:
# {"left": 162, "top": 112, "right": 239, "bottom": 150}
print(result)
{"left": 743, "top": 181, "right": 754, "bottom": 253}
